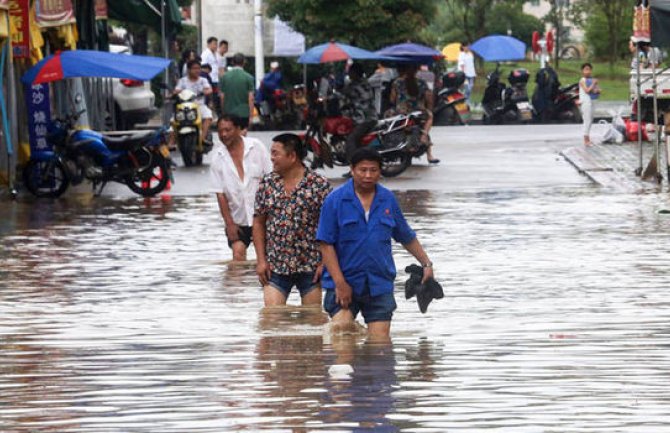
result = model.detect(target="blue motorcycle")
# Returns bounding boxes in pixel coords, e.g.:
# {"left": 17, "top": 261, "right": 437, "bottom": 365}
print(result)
{"left": 23, "top": 110, "right": 173, "bottom": 198}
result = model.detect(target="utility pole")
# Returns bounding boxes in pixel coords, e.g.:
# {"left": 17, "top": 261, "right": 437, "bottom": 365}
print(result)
{"left": 161, "top": 0, "right": 170, "bottom": 126}
{"left": 196, "top": 0, "right": 203, "bottom": 54}
{"left": 254, "top": 0, "right": 265, "bottom": 87}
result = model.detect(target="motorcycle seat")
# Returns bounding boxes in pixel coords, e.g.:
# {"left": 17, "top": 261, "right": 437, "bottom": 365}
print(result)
{"left": 101, "top": 131, "right": 155, "bottom": 150}
{"left": 437, "top": 88, "right": 459, "bottom": 97}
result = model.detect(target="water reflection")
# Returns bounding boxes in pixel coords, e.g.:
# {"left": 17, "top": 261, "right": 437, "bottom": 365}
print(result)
{"left": 2, "top": 189, "right": 670, "bottom": 431}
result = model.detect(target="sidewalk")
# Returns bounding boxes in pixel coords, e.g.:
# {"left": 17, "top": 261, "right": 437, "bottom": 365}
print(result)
{"left": 560, "top": 140, "right": 668, "bottom": 192}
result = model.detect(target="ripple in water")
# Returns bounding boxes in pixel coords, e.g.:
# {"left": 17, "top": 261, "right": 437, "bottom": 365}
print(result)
{"left": 1, "top": 189, "right": 670, "bottom": 432}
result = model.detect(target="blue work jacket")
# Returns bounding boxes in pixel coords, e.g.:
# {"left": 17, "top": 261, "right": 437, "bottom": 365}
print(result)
{"left": 316, "top": 180, "right": 416, "bottom": 296}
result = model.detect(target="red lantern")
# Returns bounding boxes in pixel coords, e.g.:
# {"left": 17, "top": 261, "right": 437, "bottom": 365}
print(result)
{"left": 532, "top": 31, "right": 541, "bottom": 54}
{"left": 546, "top": 30, "right": 554, "bottom": 54}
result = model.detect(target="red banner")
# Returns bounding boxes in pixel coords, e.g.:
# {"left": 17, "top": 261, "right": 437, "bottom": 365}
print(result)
{"left": 35, "top": 0, "right": 75, "bottom": 28}
{"left": 95, "top": 0, "right": 107, "bottom": 20}
{"left": 9, "top": 0, "right": 30, "bottom": 59}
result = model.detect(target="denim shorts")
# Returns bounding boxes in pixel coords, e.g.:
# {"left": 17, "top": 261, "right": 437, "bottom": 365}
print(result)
{"left": 269, "top": 272, "right": 320, "bottom": 298}
{"left": 323, "top": 285, "right": 397, "bottom": 324}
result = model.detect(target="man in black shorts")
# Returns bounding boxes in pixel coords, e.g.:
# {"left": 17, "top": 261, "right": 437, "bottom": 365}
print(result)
{"left": 210, "top": 115, "right": 272, "bottom": 261}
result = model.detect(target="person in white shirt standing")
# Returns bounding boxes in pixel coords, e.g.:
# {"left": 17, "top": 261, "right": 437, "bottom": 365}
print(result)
{"left": 210, "top": 115, "right": 272, "bottom": 261}
{"left": 218, "top": 40, "right": 229, "bottom": 77}
{"left": 458, "top": 42, "right": 477, "bottom": 104}
{"left": 202, "top": 37, "right": 223, "bottom": 114}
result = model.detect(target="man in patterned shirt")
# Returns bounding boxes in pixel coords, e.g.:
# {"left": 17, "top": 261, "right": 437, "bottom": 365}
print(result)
{"left": 253, "top": 133, "right": 332, "bottom": 307}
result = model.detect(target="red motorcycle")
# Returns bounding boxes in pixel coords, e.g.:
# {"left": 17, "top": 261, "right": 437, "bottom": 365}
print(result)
{"left": 301, "top": 94, "right": 426, "bottom": 177}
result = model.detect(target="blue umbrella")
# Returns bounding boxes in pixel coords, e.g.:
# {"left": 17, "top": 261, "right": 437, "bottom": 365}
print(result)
{"left": 298, "top": 41, "right": 385, "bottom": 64}
{"left": 375, "top": 42, "right": 444, "bottom": 63}
{"left": 470, "top": 35, "right": 526, "bottom": 62}
{"left": 21, "top": 50, "right": 171, "bottom": 85}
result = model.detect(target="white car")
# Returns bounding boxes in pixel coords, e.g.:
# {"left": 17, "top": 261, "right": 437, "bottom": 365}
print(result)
{"left": 109, "top": 44, "right": 156, "bottom": 129}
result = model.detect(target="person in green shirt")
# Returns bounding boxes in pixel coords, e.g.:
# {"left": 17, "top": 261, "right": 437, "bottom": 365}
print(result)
{"left": 220, "top": 53, "right": 256, "bottom": 130}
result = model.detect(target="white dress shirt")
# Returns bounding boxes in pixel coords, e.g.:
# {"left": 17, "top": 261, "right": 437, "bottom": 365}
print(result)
{"left": 210, "top": 136, "right": 272, "bottom": 227}
{"left": 458, "top": 51, "right": 476, "bottom": 78}
{"left": 200, "top": 49, "right": 222, "bottom": 84}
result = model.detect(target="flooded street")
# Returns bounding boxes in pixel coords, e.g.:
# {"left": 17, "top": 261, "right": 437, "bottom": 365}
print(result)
{"left": 2, "top": 125, "right": 670, "bottom": 432}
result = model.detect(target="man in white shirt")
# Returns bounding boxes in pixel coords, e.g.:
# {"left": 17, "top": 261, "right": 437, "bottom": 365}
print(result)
{"left": 458, "top": 42, "right": 477, "bottom": 104}
{"left": 210, "top": 115, "right": 272, "bottom": 261}
{"left": 202, "top": 36, "right": 223, "bottom": 114}
{"left": 218, "top": 40, "right": 229, "bottom": 77}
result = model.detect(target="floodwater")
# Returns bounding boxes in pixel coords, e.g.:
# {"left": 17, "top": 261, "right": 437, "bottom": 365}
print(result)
{"left": 2, "top": 186, "right": 670, "bottom": 432}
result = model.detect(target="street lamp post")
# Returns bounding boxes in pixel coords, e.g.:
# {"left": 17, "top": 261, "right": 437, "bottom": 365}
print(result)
{"left": 254, "top": 0, "right": 265, "bottom": 88}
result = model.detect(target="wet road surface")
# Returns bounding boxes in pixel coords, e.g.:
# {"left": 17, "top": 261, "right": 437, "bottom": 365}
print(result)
{"left": 2, "top": 124, "right": 670, "bottom": 432}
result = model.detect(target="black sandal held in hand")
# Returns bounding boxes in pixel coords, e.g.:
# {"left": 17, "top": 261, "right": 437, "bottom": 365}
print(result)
{"left": 404, "top": 264, "right": 444, "bottom": 314}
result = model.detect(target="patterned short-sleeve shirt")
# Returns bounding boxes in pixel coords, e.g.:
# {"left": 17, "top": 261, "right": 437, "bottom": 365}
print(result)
{"left": 254, "top": 168, "right": 331, "bottom": 275}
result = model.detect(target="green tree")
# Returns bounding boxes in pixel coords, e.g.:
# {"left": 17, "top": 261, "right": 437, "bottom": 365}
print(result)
{"left": 486, "top": 3, "right": 543, "bottom": 46}
{"left": 568, "top": 0, "right": 633, "bottom": 65}
{"left": 266, "top": 0, "right": 436, "bottom": 49}
{"left": 443, "top": 0, "right": 527, "bottom": 43}
{"left": 421, "top": 1, "right": 540, "bottom": 52}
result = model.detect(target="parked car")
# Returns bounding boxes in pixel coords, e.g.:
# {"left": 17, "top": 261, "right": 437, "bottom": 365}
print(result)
{"left": 109, "top": 44, "right": 156, "bottom": 129}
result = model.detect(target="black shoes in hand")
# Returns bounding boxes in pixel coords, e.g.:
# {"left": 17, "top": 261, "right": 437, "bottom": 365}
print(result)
{"left": 404, "top": 264, "right": 444, "bottom": 314}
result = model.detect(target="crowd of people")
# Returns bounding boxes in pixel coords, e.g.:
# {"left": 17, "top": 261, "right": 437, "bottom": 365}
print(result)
{"left": 209, "top": 115, "right": 435, "bottom": 340}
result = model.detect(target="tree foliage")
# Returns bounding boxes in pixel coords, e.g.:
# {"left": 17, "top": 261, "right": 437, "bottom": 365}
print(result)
{"left": 420, "top": 1, "right": 541, "bottom": 49}
{"left": 571, "top": 0, "right": 633, "bottom": 63}
{"left": 265, "top": 0, "right": 436, "bottom": 49}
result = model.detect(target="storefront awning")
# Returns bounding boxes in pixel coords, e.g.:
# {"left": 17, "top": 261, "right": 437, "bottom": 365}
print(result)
{"left": 107, "top": 0, "right": 181, "bottom": 35}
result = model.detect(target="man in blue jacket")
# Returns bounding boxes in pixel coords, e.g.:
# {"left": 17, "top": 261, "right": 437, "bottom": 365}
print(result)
{"left": 317, "top": 148, "right": 435, "bottom": 340}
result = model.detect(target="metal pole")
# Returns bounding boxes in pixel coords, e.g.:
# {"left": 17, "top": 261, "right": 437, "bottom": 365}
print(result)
{"left": 196, "top": 0, "right": 203, "bottom": 54}
{"left": 161, "top": 0, "right": 169, "bottom": 127}
{"left": 636, "top": 43, "right": 643, "bottom": 175}
{"left": 652, "top": 57, "right": 660, "bottom": 181}
{"left": 254, "top": 0, "right": 264, "bottom": 88}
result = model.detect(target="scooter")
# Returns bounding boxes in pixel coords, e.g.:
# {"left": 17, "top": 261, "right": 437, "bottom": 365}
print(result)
{"left": 171, "top": 89, "right": 212, "bottom": 166}
{"left": 532, "top": 66, "right": 581, "bottom": 123}
{"left": 507, "top": 68, "right": 533, "bottom": 122}
{"left": 23, "top": 109, "right": 172, "bottom": 198}
{"left": 482, "top": 65, "right": 532, "bottom": 124}
{"left": 482, "top": 66, "right": 532, "bottom": 124}
{"left": 434, "top": 70, "right": 470, "bottom": 125}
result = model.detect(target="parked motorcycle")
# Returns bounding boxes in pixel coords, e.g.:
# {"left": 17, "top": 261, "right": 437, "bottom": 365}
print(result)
{"left": 482, "top": 66, "right": 532, "bottom": 124}
{"left": 434, "top": 70, "right": 470, "bottom": 125}
{"left": 363, "top": 110, "right": 430, "bottom": 177}
{"left": 291, "top": 84, "right": 308, "bottom": 129}
{"left": 531, "top": 66, "right": 581, "bottom": 123}
{"left": 256, "top": 87, "right": 306, "bottom": 130}
{"left": 301, "top": 93, "right": 426, "bottom": 177}
{"left": 23, "top": 110, "right": 172, "bottom": 198}
{"left": 171, "top": 89, "right": 212, "bottom": 166}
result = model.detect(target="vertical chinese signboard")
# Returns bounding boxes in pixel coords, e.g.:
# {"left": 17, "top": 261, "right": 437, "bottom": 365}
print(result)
{"left": 8, "top": 0, "right": 29, "bottom": 58}
{"left": 35, "top": 0, "right": 75, "bottom": 27}
{"left": 25, "top": 84, "right": 51, "bottom": 153}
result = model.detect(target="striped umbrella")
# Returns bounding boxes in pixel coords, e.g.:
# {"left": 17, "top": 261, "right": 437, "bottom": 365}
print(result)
{"left": 298, "top": 41, "right": 384, "bottom": 64}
